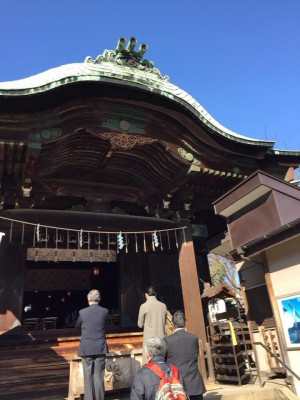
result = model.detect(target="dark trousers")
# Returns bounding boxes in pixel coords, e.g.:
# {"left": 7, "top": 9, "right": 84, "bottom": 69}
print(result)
{"left": 190, "top": 395, "right": 204, "bottom": 400}
{"left": 82, "top": 355, "right": 106, "bottom": 400}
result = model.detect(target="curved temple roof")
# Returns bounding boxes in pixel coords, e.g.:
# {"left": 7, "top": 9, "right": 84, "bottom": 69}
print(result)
{"left": 0, "top": 60, "right": 278, "bottom": 149}
{"left": 0, "top": 39, "right": 299, "bottom": 224}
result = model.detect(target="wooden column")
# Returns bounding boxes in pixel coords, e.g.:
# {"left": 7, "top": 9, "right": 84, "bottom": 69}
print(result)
{"left": 0, "top": 241, "right": 26, "bottom": 334}
{"left": 261, "top": 252, "right": 289, "bottom": 368}
{"left": 178, "top": 224, "right": 208, "bottom": 381}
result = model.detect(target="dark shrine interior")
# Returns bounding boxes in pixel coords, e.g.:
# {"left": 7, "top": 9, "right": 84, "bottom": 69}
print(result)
{"left": 22, "top": 261, "right": 119, "bottom": 328}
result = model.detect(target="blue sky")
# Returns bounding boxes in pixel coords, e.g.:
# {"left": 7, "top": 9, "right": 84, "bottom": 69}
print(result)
{"left": 1, "top": 0, "right": 300, "bottom": 151}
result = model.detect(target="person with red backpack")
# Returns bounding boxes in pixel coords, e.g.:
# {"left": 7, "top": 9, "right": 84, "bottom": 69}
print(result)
{"left": 130, "top": 337, "right": 188, "bottom": 400}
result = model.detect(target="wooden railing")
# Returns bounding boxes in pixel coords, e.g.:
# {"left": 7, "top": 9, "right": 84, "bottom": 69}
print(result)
{"left": 253, "top": 341, "right": 300, "bottom": 388}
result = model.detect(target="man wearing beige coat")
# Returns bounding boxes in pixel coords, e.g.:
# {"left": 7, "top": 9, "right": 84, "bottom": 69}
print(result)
{"left": 137, "top": 286, "right": 167, "bottom": 365}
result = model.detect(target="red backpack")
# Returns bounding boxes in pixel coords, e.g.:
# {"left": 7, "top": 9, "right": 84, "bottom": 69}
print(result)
{"left": 144, "top": 361, "right": 189, "bottom": 400}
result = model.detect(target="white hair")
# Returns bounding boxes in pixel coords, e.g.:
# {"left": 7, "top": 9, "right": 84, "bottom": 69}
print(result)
{"left": 145, "top": 337, "right": 166, "bottom": 357}
{"left": 87, "top": 289, "right": 100, "bottom": 303}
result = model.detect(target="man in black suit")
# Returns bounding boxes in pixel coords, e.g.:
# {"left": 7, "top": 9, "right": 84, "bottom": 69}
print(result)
{"left": 76, "top": 289, "right": 108, "bottom": 400}
{"left": 165, "top": 310, "right": 206, "bottom": 400}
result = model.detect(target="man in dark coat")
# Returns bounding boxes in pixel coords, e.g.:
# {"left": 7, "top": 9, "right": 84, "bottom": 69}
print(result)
{"left": 130, "top": 336, "right": 183, "bottom": 400}
{"left": 75, "top": 289, "right": 108, "bottom": 400}
{"left": 165, "top": 310, "right": 206, "bottom": 400}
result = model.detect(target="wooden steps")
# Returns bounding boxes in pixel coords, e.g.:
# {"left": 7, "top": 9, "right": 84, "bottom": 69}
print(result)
{"left": 0, "top": 329, "right": 143, "bottom": 400}
{"left": 0, "top": 334, "right": 72, "bottom": 400}
{"left": 0, "top": 376, "right": 68, "bottom": 400}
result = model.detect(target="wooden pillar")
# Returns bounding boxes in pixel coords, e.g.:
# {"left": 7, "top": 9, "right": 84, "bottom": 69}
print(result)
{"left": 261, "top": 252, "right": 290, "bottom": 369}
{"left": 178, "top": 224, "right": 208, "bottom": 381}
{"left": 0, "top": 241, "right": 26, "bottom": 334}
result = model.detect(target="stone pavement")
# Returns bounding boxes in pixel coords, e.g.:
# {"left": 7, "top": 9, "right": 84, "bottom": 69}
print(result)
{"left": 104, "top": 376, "right": 297, "bottom": 400}
{"left": 204, "top": 377, "right": 296, "bottom": 400}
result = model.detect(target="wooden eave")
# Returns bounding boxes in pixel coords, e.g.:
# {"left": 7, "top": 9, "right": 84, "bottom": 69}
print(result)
{"left": 0, "top": 61, "right": 285, "bottom": 158}
{"left": 201, "top": 282, "right": 236, "bottom": 300}
{"left": 213, "top": 170, "right": 300, "bottom": 218}
{"left": 240, "top": 217, "right": 300, "bottom": 258}
{"left": 0, "top": 63, "right": 299, "bottom": 219}
{"left": 211, "top": 170, "right": 300, "bottom": 260}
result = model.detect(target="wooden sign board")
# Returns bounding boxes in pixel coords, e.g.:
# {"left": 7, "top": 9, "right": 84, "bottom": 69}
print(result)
{"left": 26, "top": 248, "right": 117, "bottom": 262}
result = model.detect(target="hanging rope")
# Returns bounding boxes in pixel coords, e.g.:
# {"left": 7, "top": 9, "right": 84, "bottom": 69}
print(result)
{"left": 21, "top": 223, "right": 25, "bottom": 245}
{"left": 175, "top": 229, "right": 179, "bottom": 248}
{"left": 0, "top": 215, "right": 186, "bottom": 235}
{"left": 159, "top": 231, "right": 163, "bottom": 251}
{"left": 0, "top": 215, "right": 187, "bottom": 255}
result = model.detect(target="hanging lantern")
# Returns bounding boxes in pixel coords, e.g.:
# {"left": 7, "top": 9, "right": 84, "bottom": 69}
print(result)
{"left": 93, "top": 266, "right": 100, "bottom": 277}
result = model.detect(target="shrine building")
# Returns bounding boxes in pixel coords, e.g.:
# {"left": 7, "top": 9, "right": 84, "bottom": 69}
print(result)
{"left": 0, "top": 36, "right": 299, "bottom": 351}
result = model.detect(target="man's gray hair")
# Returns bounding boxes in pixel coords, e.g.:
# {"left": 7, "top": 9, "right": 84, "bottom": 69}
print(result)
{"left": 87, "top": 289, "right": 100, "bottom": 303}
{"left": 145, "top": 337, "right": 166, "bottom": 357}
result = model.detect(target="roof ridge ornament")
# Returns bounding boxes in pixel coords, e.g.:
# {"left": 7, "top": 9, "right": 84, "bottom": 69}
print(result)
{"left": 84, "top": 36, "right": 169, "bottom": 81}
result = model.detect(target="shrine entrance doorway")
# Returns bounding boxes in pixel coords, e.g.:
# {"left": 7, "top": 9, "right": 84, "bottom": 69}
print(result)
{"left": 22, "top": 260, "right": 119, "bottom": 329}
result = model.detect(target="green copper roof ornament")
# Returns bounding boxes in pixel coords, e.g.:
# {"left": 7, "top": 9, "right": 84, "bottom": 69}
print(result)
{"left": 84, "top": 37, "right": 169, "bottom": 81}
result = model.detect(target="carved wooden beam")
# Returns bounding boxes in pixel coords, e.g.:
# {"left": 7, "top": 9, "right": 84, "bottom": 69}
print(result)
{"left": 157, "top": 164, "right": 201, "bottom": 201}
